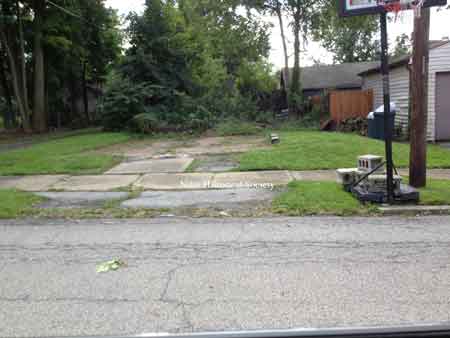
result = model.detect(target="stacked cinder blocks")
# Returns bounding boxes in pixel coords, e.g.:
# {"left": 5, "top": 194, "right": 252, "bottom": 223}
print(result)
{"left": 337, "top": 155, "right": 402, "bottom": 193}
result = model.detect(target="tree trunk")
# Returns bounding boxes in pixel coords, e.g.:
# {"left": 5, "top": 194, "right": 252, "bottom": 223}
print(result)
{"left": 0, "top": 53, "right": 14, "bottom": 129}
{"left": 289, "top": 2, "right": 302, "bottom": 118}
{"left": 275, "top": 2, "right": 289, "bottom": 87}
{"left": 70, "top": 70, "right": 78, "bottom": 122}
{"left": 16, "top": 0, "right": 30, "bottom": 125}
{"left": 32, "top": 0, "right": 47, "bottom": 133}
{"left": 82, "top": 61, "right": 91, "bottom": 123}
{"left": 409, "top": 9, "right": 430, "bottom": 188}
{"left": 0, "top": 31, "right": 31, "bottom": 132}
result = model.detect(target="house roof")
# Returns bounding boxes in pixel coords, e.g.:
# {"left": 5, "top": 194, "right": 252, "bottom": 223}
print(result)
{"left": 282, "top": 61, "right": 379, "bottom": 91}
{"left": 359, "top": 40, "right": 450, "bottom": 76}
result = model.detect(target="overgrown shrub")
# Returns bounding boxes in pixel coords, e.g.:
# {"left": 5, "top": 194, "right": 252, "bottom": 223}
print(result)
{"left": 100, "top": 76, "right": 213, "bottom": 134}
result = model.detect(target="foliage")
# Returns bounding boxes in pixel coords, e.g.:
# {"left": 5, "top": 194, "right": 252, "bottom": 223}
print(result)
{"left": 273, "top": 181, "right": 376, "bottom": 216}
{"left": 215, "top": 119, "right": 262, "bottom": 136}
{"left": 238, "top": 131, "right": 450, "bottom": 171}
{"left": 100, "top": 0, "right": 275, "bottom": 134}
{"left": 0, "top": 132, "right": 130, "bottom": 175}
{"left": 236, "top": 60, "right": 278, "bottom": 101}
{"left": 392, "top": 33, "right": 412, "bottom": 58}
{"left": 0, "top": 190, "right": 44, "bottom": 219}
{"left": 0, "top": 0, "right": 123, "bottom": 132}
{"left": 101, "top": 76, "right": 212, "bottom": 133}
{"left": 310, "top": 0, "right": 380, "bottom": 63}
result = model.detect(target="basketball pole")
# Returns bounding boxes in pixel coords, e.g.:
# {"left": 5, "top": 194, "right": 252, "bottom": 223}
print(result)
{"left": 380, "top": 11, "right": 395, "bottom": 204}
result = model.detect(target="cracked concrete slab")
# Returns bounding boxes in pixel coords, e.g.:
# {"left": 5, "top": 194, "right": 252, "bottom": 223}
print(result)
{"left": 211, "top": 171, "right": 293, "bottom": 189}
{"left": 35, "top": 192, "right": 129, "bottom": 209}
{"left": 134, "top": 173, "right": 214, "bottom": 190}
{"left": 106, "top": 158, "right": 194, "bottom": 174}
{"left": 0, "top": 175, "right": 68, "bottom": 192}
{"left": 121, "top": 188, "right": 278, "bottom": 209}
{"left": 190, "top": 154, "right": 238, "bottom": 173}
{"left": 51, "top": 175, "right": 139, "bottom": 192}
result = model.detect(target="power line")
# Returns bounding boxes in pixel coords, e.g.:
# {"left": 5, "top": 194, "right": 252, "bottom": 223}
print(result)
{"left": 45, "top": 0, "right": 102, "bottom": 28}
{"left": 46, "top": 0, "right": 84, "bottom": 20}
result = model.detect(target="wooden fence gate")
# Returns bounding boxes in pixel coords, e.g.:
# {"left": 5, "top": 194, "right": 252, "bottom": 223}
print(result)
{"left": 329, "top": 89, "right": 374, "bottom": 123}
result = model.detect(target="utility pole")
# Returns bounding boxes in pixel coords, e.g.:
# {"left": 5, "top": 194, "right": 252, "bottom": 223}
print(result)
{"left": 409, "top": 7, "right": 430, "bottom": 188}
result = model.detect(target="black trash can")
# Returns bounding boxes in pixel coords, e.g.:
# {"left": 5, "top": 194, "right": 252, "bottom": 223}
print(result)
{"left": 368, "top": 108, "right": 396, "bottom": 141}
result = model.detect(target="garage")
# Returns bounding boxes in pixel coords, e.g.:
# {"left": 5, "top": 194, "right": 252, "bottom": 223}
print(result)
{"left": 360, "top": 39, "right": 450, "bottom": 141}
{"left": 435, "top": 72, "right": 450, "bottom": 141}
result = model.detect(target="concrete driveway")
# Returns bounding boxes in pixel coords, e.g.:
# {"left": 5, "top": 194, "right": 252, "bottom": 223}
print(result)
{"left": 1, "top": 216, "right": 450, "bottom": 337}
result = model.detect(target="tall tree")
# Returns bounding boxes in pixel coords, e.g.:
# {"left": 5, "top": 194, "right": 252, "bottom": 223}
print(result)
{"left": 0, "top": 0, "right": 32, "bottom": 131}
{"left": 311, "top": 0, "right": 379, "bottom": 63}
{"left": 285, "top": 0, "right": 315, "bottom": 117}
{"left": 0, "top": 50, "right": 14, "bottom": 128}
{"left": 251, "top": 0, "right": 290, "bottom": 84}
{"left": 32, "top": 0, "right": 46, "bottom": 132}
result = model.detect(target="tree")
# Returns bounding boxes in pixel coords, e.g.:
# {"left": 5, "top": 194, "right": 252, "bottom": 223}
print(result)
{"left": 286, "top": 0, "right": 315, "bottom": 117}
{"left": 0, "top": 0, "right": 122, "bottom": 131}
{"left": 0, "top": 0, "right": 32, "bottom": 131}
{"left": 101, "top": 0, "right": 275, "bottom": 132}
{"left": 0, "top": 50, "right": 15, "bottom": 129}
{"left": 178, "top": 0, "right": 271, "bottom": 76}
{"left": 32, "top": 0, "right": 46, "bottom": 132}
{"left": 310, "top": 0, "right": 379, "bottom": 63}
{"left": 250, "top": 0, "right": 290, "bottom": 84}
{"left": 30, "top": 0, "right": 121, "bottom": 128}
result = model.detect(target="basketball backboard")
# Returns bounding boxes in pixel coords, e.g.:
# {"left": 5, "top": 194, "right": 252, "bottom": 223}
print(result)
{"left": 338, "top": 0, "right": 447, "bottom": 16}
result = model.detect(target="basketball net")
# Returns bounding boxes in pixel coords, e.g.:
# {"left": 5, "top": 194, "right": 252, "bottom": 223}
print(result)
{"left": 377, "top": 0, "right": 425, "bottom": 20}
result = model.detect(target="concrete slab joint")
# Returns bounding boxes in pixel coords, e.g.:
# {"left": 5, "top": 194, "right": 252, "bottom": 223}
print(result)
{"left": 106, "top": 158, "right": 194, "bottom": 175}
{"left": 51, "top": 175, "right": 140, "bottom": 192}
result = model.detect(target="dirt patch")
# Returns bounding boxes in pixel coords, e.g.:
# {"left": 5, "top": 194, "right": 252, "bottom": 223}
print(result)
{"left": 175, "top": 136, "right": 270, "bottom": 155}
{"left": 95, "top": 139, "right": 192, "bottom": 161}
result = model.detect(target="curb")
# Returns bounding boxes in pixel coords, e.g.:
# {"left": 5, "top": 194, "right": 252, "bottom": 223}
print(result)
{"left": 379, "top": 205, "right": 450, "bottom": 216}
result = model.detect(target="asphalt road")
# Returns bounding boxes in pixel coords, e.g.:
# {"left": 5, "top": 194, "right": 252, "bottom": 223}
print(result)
{"left": 1, "top": 216, "right": 450, "bottom": 338}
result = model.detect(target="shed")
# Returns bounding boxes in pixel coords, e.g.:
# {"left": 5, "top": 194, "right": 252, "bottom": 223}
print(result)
{"left": 359, "top": 40, "right": 450, "bottom": 141}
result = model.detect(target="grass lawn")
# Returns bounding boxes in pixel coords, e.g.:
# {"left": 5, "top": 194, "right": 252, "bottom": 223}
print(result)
{"left": 419, "top": 179, "right": 450, "bottom": 205}
{"left": 274, "top": 179, "right": 450, "bottom": 217}
{"left": 239, "top": 131, "right": 450, "bottom": 171}
{"left": 0, "top": 190, "right": 44, "bottom": 218}
{"left": 214, "top": 120, "right": 263, "bottom": 136}
{"left": 273, "top": 181, "right": 377, "bottom": 216}
{"left": 0, "top": 132, "right": 131, "bottom": 175}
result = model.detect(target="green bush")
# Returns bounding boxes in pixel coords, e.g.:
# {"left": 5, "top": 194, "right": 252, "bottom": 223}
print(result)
{"left": 100, "top": 76, "right": 213, "bottom": 134}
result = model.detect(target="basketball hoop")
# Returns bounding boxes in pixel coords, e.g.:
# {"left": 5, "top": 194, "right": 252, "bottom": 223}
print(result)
{"left": 377, "top": 0, "right": 406, "bottom": 20}
{"left": 377, "top": 0, "right": 425, "bottom": 19}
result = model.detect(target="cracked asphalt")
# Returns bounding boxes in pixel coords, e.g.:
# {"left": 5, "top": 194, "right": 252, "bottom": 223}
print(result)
{"left": 1, "top": 216, "right": 450, "bottom": 338}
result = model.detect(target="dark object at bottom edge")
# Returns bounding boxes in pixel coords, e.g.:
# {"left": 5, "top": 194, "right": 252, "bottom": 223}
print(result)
{"left": 352, "top": 184, "right": 420, "bottom": 204}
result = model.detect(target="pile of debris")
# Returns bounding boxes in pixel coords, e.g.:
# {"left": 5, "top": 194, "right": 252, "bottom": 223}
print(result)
{"left": 337, "top": 155, "right": 419, "bottom": 204}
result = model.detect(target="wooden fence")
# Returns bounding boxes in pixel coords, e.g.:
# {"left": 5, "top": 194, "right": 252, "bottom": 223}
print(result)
{"left": 329, "top": 89, "right": 374, "bottom": 123}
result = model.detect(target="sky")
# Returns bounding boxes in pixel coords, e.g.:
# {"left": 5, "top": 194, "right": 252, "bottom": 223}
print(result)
{"left": 105, "top": 0, "right": 450, "bottom": 69}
